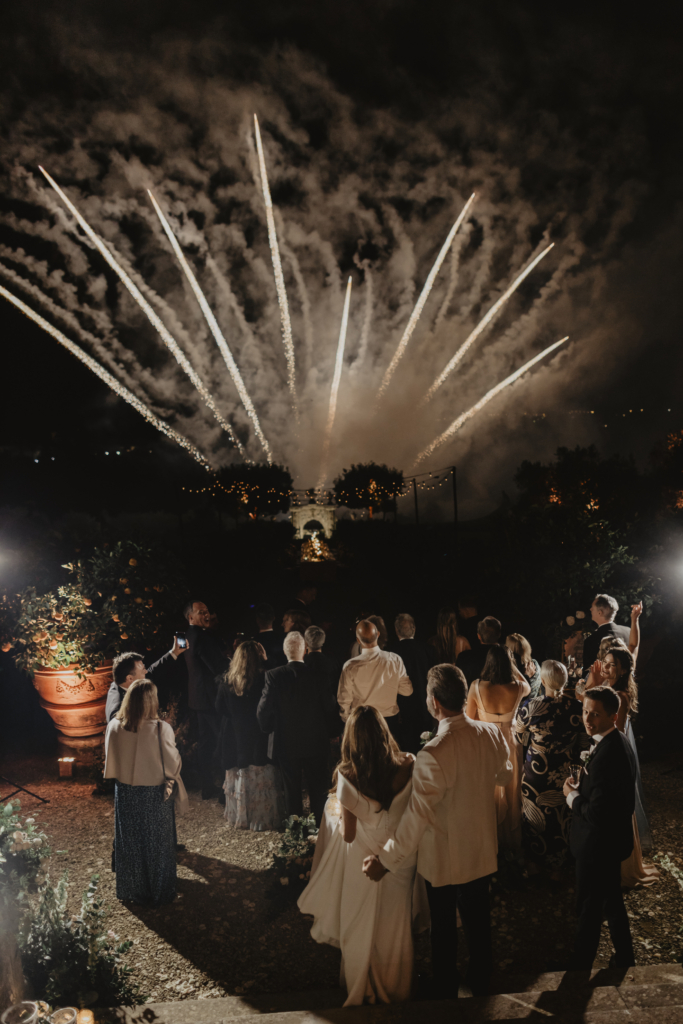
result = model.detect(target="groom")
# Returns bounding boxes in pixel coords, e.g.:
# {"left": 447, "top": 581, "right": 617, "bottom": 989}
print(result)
{"left": 363, "top": 663, "right": 513, "bottom": 997}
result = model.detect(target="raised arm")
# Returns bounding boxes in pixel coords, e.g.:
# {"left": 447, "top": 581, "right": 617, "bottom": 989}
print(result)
{"left": 629, "top": 603, "right": 642, "bottom": 661}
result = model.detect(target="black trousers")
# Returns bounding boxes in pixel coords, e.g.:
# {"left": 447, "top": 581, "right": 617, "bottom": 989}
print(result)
{"left": 383, "top": 712, "right": 403, "bottom": 746}
{"left": 570, "top": 854, "right": 635, "bottom": 969}
{"left": 426, "top": 874, "right": 493, "bottom": 996}
{"left": 279, "top": 753, "right": 329, "bottom": 826}
{"left": 195, "top": 710, "right": 220, "bottom": 794}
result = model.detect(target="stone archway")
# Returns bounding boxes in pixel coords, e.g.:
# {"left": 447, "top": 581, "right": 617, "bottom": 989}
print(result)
{"left": 291, "top": 503, "right": 336, "bottom": 540}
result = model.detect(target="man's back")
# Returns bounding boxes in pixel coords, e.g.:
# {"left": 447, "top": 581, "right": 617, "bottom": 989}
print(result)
{"left": 185, "top": 625, "right": 228, "bottom": 711}
{"left": 338, "top": 647, "right": 412, "bottom": 719}
{"left": 258, "top": 630, "right": 286, "bottom": 669}
{"left": 582, "top": 622, "right": 631, "bottom": 671}
{"left": 304, "top": 650, "right": 339, "bottom": 694}
{"left": 455, "top": 646, "right": 489, "bottom": 686}
{"left": 258, "top": 661, "right": 335, "bottom": 760}
{"left": 382, "top": 715, "right": 512, "bottom": 886}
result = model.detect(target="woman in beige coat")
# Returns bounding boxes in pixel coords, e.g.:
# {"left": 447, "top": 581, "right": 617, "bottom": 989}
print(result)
{"left": 105, "top": 679, "right": 188, "bottom": 906}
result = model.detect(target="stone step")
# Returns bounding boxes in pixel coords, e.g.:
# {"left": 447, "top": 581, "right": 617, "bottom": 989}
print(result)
{"left": 104, "top": 962, "right": 683, "bottom": 1024}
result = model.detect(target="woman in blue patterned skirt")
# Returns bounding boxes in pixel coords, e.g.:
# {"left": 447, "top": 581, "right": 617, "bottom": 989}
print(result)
{"left": 105, "top": 679, "right": 188, "bottom": 906}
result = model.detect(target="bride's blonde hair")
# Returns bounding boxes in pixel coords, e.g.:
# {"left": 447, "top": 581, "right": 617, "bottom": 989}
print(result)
{"left": 332, "top": 705, "right": 403, "bottom": 811}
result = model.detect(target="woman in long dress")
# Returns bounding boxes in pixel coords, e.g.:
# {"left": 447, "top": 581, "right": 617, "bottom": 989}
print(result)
{"left": 216, "top": 640, "right": 285, "bottom": 832}
{"left": 585, "top": 646, "right": 658, "bottom": 887}
{"left": 298, "top": 705, "right": 428, "bottom": 1005}
{"left": 465, "top": 645, "right": 529, "bottom": 858}
{"left": 105, "top": 679, "right": 188, "bottom": 906}
{"left": 515, "top": 660, "right": 583, "bottom": 870}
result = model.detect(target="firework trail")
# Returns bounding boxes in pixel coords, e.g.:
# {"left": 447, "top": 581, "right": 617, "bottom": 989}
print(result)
{"left": 0, "top": 256, "right": 151, "bottom": 397}
{"left": 0, "top": 283, "right": 211, "bottom": 469}
{"left": 422, "top": 242, "right": 555, "bottom": 403}
{"left": 413, "top": 337, "right": 568, "bottom": 467}
{"left": 38, "top": 167, "right": 246, "bottom": 457}
{"left": 318, "top": 277, "right": 352, "bottom": 488}
{"left": 351, "top": 266, "right": 373, "bottom": 375}
{"left": 148, "top": 191, "right": 273, "bottom": 462}
{"left": 378, "top": 193, "right": 476, "bottom": 398}
{"left": 433, "top": 236, "right": 463, "bottom": 334}
{"left": 253, "top": 115, "right": 298, "bottom": 415}
{"left": 275, "top": 210, "right": 315, "bottom": 366}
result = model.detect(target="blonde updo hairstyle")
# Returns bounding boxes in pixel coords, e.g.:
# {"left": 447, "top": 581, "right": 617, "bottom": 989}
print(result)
{"left": 540, "top": 660, "right": 568, "bottom": 695}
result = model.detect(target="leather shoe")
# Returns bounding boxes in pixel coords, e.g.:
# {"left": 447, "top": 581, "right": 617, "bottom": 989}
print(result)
{"left": 609, "top": 955, "right": 635, "bottom": 969}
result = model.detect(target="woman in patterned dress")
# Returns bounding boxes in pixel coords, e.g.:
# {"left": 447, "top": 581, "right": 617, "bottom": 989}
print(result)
{"left": 105, "top": 679, "right": 188, "bottom": 906}
{"left": 515, "top": 660, "right": 583, "bottom": 870}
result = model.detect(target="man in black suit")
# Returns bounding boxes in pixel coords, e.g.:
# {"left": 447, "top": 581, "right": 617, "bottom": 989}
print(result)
{"left": 582, "top": 594, "right": 631, "bottom": 672}
{"left": 564, "top": 686, "right": 636, "bottom": 969}
{"left": 254, "top": 602, "right": 286, "bottom": 669}
{"left": 184, "top": 599, "right": 230, "bottom": 800}
{"left": 456, "top": 616, "right": 501, "bottom": 686}
{"left": 257, "top": 630, "right": 338, "bottom": 825}
{"left": 389, "top": 613, "right": 436, "bottom": 753}
{"left": 303, "top": 625, "right": 339, "bottom": 696}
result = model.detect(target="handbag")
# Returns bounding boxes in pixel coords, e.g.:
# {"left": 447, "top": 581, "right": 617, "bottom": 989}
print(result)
{"left": 157, "top": 721, "right": 179, "bottom": 803}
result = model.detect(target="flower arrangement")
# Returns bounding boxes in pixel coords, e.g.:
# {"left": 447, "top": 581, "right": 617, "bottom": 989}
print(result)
{"left": 268, "top": 814, "right": 318, "bottom": 903}
{"left": 3, "top": 541, "right": 186, "bottom": 676}
{"left": 0, "top": 800, "right": 51, "bottom": 891}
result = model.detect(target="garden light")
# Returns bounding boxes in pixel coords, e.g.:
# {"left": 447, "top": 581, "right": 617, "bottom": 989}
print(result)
{"left": 57, "top": 757, "right": 76, "bottom": 777}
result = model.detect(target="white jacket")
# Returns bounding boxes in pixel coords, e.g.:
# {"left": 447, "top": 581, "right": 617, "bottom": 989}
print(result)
{"left": 104, "top": 718, "right": 189, "bottom": 813}
{"left": 379, "top": 714, "right": 512, "bottom": 886}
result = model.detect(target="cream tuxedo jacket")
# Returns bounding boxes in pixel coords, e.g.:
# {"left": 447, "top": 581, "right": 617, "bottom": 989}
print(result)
{"left": 380, "top": 714, "right": 512, "bottom": 886}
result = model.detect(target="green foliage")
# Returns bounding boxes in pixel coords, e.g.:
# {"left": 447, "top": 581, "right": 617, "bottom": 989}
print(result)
{"left": 214, "top": 463, "right": 293, "bottom": 519}
{"left": 0, "top": 800, "right": 51, "bottom": 905}
{"left": 19, "top": 873, "right": 145, "bottom": 1008}
{"left": 333, "top": 463, "right": 404, "bottom": 515}
{"left": 6, "top": 540, "right": 186, "bottom": 675}
{"left": 269, "top": 813, "right": 318, "bottom": 898}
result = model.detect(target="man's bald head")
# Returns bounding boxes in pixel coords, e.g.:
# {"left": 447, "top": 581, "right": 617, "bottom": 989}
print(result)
{"left": 356, "top": 619, "right": 379, "bottom": 648}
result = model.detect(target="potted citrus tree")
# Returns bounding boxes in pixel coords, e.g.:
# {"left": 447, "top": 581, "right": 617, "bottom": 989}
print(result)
{"left": 5, "top": 542, "right": 185, "bottom": 745}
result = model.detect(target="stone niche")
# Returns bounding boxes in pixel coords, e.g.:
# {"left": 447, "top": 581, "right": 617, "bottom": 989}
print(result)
{"left": 291, "top": 503, "right": 336, "bottom": 540}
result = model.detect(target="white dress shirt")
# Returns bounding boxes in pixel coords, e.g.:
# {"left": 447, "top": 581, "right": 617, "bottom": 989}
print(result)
{"left": 566, "top": 727, "right": 615, "bottom": 807}
{"left": 379, "top": 714, "right": 513, "bottom": 886}
{"left": 337, "top": 646, "right": 412, "bottom": 720}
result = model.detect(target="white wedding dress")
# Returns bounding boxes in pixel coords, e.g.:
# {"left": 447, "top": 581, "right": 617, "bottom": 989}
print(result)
{"left": 297, "top": 771, "right": 429, "bottom": 1005}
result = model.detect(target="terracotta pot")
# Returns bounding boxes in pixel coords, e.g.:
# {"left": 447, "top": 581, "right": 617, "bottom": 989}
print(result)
{"left": 33, "top": 661, "right": 112, "bottom": 740}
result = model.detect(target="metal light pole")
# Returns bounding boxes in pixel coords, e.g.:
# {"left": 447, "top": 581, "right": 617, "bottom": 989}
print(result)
{"left": 412, "top": 477, "right": 419, "bottom": 526}
{"left": 452, "top": 466, "right": 458, "bottom": 562}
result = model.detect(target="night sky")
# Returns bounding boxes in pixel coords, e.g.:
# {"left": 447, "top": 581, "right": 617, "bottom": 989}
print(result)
{"left": 1, "top": 2, "right": 682, "bottom": 518}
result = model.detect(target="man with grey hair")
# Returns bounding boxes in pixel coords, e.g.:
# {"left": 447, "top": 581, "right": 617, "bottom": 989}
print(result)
{"left": 304, "top": 625, "right": 340, "bottom": 699}
{"left": 582, "top": 593, "right": 630, "bottom": 670}
{"left": 338, "top": 619, "right": 413, "bottom": 740}
{"left": 257, "top": 631, "right": 337, "bottom": 825}
{"left": 390, "top": 613, "right": 436, "bottom": 753}
{"left": 363, "top": 663, "right": 512, "bottom": 998}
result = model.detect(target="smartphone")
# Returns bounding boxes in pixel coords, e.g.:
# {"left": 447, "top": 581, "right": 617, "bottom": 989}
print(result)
{"left": 175, "top": 632, "right": 188, "bottom": 649}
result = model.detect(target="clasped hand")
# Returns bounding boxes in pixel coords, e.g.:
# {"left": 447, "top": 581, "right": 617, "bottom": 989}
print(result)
{"left": 562, "top": 775, "right": 579, "bottom": 798}
{"left": 362, "top": 854, "right": 388, "bottom": 882}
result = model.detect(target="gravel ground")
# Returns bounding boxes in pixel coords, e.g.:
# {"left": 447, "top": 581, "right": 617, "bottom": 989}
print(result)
{"left": 3, "top": 755, "right": 682, "bottom": 1003}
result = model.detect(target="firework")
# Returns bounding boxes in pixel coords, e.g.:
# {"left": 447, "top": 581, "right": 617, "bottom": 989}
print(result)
{"left": 253, "top": 115, "right": 298, "bottom": 416}
{"left": 0, "top": 283, "right": 211, "bottom": 469}
{"left": 378, "top": 193, "right": 476, "bottom": 398}
{"left": 423, "top": 243, "right": 555, "bottom": 403}
{"left": 148, "top": 191, "right": 272, "bottom": 462}
{"left": 38, "top": 167, "right": 245, "bottom": 457}
{"left": 318, "top": 277, "right": 352, "bottom": 488}
{"left": 413, "top": 337, "right": 568, "bottom": 467}
{"left": 352, "top": 266, "right": 373, "bottom": 375}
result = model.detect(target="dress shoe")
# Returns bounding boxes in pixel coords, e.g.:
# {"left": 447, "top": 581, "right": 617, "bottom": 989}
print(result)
{"left": 175, "top": 843, "right": 186, "bottom": 852}
{"left": 609, "top": 954, "right": 635, "bottom": 969}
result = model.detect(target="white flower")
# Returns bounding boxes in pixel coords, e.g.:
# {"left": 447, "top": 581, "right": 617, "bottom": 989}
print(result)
{"left": 566, "top": 616, "right": 575, "bottom": 626}
{"left": 576, "top": 611, "right": 585, "bottom": 619}
{"left": 420, "top": 731, "right": 432, "bottom": 741}
{"left": 579, "top": 750, "right": 590, "bottom": 762}
{"left": 25, "top": 818, "right": 35, "bottom": 825}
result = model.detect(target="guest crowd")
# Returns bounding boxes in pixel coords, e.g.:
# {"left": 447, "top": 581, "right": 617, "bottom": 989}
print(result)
{"left": 102, "top": 586, "right": 655, "bottom": 1003}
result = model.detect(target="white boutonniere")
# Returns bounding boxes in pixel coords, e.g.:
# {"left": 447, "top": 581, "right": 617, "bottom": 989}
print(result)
{"left": 419, "top": 730, "right": 436, "bottom": 749}
{"left": 579, "top": 748, "right": 594, "bottom": 771}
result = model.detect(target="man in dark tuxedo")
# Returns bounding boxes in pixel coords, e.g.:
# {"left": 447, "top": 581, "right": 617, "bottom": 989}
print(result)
{"left": 389, "top": 613, "right": 437, "bottom": 753}
{"left": 254, "top": 602, "right": 286, "bottom": 669}
{"left": 303, "top": 625, "right": 340, "bottom": 698}
{"left": 289, "top": 583, "right": 317, "bottom": 619}
{"left": 257, "top": 630, "right": 338, "bottom": 825}
{"left": 456, "top": 616, "right": 501, "bottom": 686}
{"left": 563, "top": 686, "right": 636, "bottom": 969}
{"left": 581, "top": 594, "right": 631, "bottom": 672}
{"left": 184, "top": 599, "right": 230, "bottom": 800}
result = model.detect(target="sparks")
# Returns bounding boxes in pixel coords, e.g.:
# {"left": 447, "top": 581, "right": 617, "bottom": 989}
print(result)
{"left": 318, "top": 277, "right": 352, "bottom": 489}
{"left": 38, "top": 166, "right": 246, "bottom": 457}
{"left": 422, "top": 242, "right": 555, "bottom": 403}
{"left": 378, "top": 193, "right": 476, "bottom": 398}
{"left": 253, "top": 115, "right": 298, "bottom": 416}
{"left": 148, "top": 191, "right": 273, "bottom": 462}
{"left": 413, "top": 337, "right": 568, "bottom": 467}
{"left": 0, "top": 283, "right": 211, "bottom": 470}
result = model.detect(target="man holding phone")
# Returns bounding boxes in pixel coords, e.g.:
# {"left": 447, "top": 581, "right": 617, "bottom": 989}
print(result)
{"left": 106, "top": 635, "right": 188, "bottom": 724}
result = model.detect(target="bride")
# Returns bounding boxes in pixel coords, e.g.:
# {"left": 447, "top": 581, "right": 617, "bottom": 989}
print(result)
{"left": 297, "top": 705, "right": 428, "bottom": 1005}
